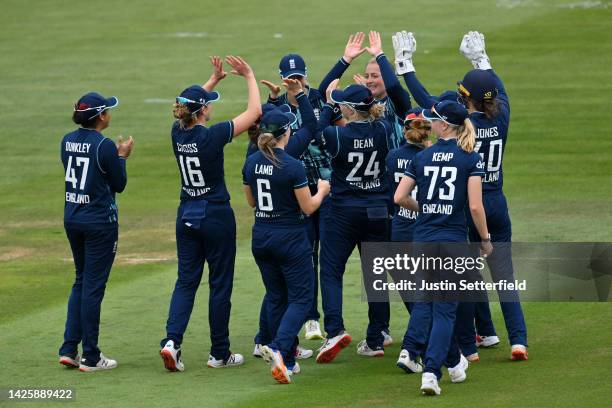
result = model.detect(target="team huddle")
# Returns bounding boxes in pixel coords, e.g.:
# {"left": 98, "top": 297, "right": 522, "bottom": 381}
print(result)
{"left": 59, "top": 30, "right": 528, "bottom": 396}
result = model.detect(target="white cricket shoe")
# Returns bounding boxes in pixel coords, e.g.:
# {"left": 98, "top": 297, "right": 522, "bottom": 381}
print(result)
{"left": 356, "top": 339, "right": 384, "bottom": 357}
{"left": 295, "top": 345, "right": 313, "bottom": 359}
{"left": 59, "top": 354, "right": 80, "bottom": 368}
{"left": 253, "top": 344, "right": 263, "bottom": 358}
{"left": 396, "top": 349, "right": 423, "bottom": 373}
{"left": 316, "top": 331, "right": 352, "bottom": 364}
{"left": 78, "top": 353, "right": 117, "bottom": 372}
{"left": 207, "top": 353, "right": 244, "bottom": 368}
{"left": 448, "top": 354, "right": 469, "bottom": 383}
{"left": 160, "top": 340, "right": 184, "bottom": 372}
{"left": 382, "top": 330, "right": 394, "bottom": 347}
{"left": 511, "top": 344, "right": 528, "bottom": 361}
{"left": 287, "top": 362, "right": 300, "bottom": 375}
{"left": 304, "top": 320, "right": 324, "bottom": 340}
{"left": 260, "top": 345, "right": 291, "bottom": 384}
{"left": 476, "top": 335, "right": 500, "bottom": 348}
{"left": 421, "top": 372, "right": 441, "bottom": 396}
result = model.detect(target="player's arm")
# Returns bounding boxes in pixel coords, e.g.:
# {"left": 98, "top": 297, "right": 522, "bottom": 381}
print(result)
{"left": 318, "top": 32, "right": 365, "bottom": 94}
{"left": 393, "top": 175, "right": 418, "bottom": 212}
{"left": 202, "top": 56, "right": 227, "bottom": 92}
{"left": 226, "top": 56, "right": 262, "bottom": 137}
{"left": 261, "top": 80, "right": 282, "bottom": 105}
{"left": 99, "top": 136, "right": 133, "bottom": 193}
{"left": 467, "top": 175, "right": 493, "bottom": 257}
{"left": 243, "top": 185, "right": 256, "bottom": 208}
{"left": 389, "top": 31, "right": 437, "bottom": 108}
{"left": 295, "top": 179, "right": 330, "bottom": 215}
{"left": 460, "top": 31, "right": 509, "bottom": 108}
{"left": 366, "top": 31, "right": 412, "bottom": 116}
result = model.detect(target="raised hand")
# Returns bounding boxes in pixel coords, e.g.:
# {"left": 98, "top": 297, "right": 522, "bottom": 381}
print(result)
{"left": 366, "top": 30, "right": 383, "bottom": 57}
{"left": 282, "top": 78, "right": 303, "bottom": 96}
{"left": 209, "top": 56, "right": 227, "bottom": 81}
{"left": 260, "top": 80, "right": 282, "bottom": 99}
{"left": 326, "top": 78, "right": 340, "bottom": 103}
{"left": 392, "top": 31, "right": 416, "bottom": 75}
{"left": 116, "top": 135, "right": 134, "bottom": 158}
{"left": 353, "top": 74, "right": 366, "bottom": 86}
{"left": 460, "top": 31, "right": 491, "bottom": 70}
{"left": 225, "top": 55, "right": 253, "bottom": 77}
{"left": 343, "top": 32, "right": 366, "bottom": 63}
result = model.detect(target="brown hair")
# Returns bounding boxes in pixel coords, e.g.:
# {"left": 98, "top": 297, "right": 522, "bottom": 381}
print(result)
{"left": 353, "top": 103, "right": 385, "bottom": 122}
{"left": 173, "top": 103, "right": 197, "bottom": 129}
{"left": 72, "top": 110, "right": 100, "bottom": 128}
{"left": 469, "top": 97, "right": 500, "bottom": 120}
{"left": 257, "top": 132, "right": 282, "bottom": 167}
{"left": 455, "top": 118, "right": 476, "bottom": 153}
{"left": 404, "top": 118, "right": 431, "bottom": 145}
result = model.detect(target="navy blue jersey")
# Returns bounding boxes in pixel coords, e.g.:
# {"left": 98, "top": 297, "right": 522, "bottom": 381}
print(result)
{"left": 386, "top": 143, "right": 424, "bottom": 222}
{"left": 378, "top": 96, "right": 406, "bottom": 150}
{"left": 171, "top": 120, "right": 234, "bottom": 202}
{"left": 242, "top": 148, "right": 308, "bottom": 226}
{"left": 270, "top": 87, "right": 341, "bottom": 186}
{"left": 323, "top": 120, "right": 391, "bottom": 206}
{"left": 403, "top": 70, "right": 509, "bottom": 193}
{"left": 405, "top": 138, "right": 485, "bottom": 242}
{"left": 470, "top": 71, "right": 509, "bottom": 192}
{"left": 61, "top": 128, "right": 127, "bottom": 226}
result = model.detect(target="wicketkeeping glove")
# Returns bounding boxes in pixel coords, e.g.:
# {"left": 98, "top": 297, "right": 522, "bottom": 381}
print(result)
{"left": 460, "top": 31, "right": 492, "bottom": 70}
{"left": 392, "top": 31, "right": 416, "bottom": 75}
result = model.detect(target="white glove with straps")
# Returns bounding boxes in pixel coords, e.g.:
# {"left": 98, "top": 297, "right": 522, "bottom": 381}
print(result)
{"left": 392, "top": 31, "right": 416, "bottom": 75}
{"left": 460, "top": 31, "right": 492, "bottom": 70}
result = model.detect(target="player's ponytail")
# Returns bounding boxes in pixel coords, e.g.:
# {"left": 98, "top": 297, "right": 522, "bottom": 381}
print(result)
{"left": 404, "top": 118, "right": 431, "bottom": 145}
{"left": 456, "top": 118, "right": 476, "bottom": 152}
{"left": 257, "top": 132, "right": 282, "bottom": 168}
{"left": 72, "top": 110, "right": 99, "bottom": 128}
{"left": 173, "top": 103, "right": 197, "bottom": 129}
{"left": 367, "top": 103, "right": 385, "bottom": 121}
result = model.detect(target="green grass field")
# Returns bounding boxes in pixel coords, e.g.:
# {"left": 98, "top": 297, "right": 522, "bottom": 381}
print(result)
{"left": 1, "top": 0, "right": 611, "bottom": 406}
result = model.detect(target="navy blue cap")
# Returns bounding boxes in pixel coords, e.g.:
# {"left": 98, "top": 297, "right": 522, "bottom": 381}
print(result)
{"left": 422, "top": 100, "right": 469, "bottom": 126}
{"left": 279, "top": 54, "right": 307, "bottom": 79}
{"left": 458, "top": 69, "right": 498, "bottom": 102}
{"left": 438, "top": 90, "right": 460, "bottom": 103}
{"left": 260, "top": 106, "right": 297, "bottom": 138}
{"left": 74, "top": 92, "right": 118, "bottom": 120}
{"left": 330, "top": 84, "right": 375, "bottom": 112}
{"left": 177, "top": 85, "right": 220, "bottom": 113}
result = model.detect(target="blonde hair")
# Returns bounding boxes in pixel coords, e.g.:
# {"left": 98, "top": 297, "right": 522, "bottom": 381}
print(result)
{"left": 455, "top": 118, "right": 476, "bottom": 152}
{"left": 404, "top": 118, "right": 431, "bottom": 145}
{"left": 173, "top": 103, "right": 197, "bottom": 129}
{"left": 257, "top": 132, "right": 282, "bottom": 167}
{"left": 353, "top": 103, "right": 385, "bottom": 122}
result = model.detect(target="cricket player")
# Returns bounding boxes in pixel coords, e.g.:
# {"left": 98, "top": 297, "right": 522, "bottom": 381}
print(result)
{"left": 59, "top": 92, "right": 134, "bottom": 372}
{"left": 159, "top": 56, "right": 261, "bottom": 372}
{"left": 394, "top": 100, "right": 493, "bottom": 396}
{"left": 243, "top": 105, "right": 330, "bottom": 384}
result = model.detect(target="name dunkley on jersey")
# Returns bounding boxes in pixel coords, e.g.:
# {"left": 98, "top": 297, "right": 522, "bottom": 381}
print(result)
{"left": 171, "top": 121, "right": 234, "bottom": 202}
{"left": 61, "top": 128, "right": 127, "bottom": 226}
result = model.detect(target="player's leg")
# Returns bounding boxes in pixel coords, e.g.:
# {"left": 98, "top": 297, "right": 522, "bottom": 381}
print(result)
{"left": 78, "top": 227, "right": 118, "bottom": 372}
{"left": 360, "top": 206, "right": 390, "bottom": 354}
{"left": 253, "top": 294, "right": 271, "bottom": 357}
{"left": 160, "top": 219, "right": 205, "bottom": 371}
{"left": 317, "top": 204, "right": 358, "bottom": 363}
{"left": 455, "top": 302, "right": 479, "bottom": 361}
{"left": 303, "top": 203, "right": 323, "bottom": 340}
{"left": 202, "top": 204, "right": 242, "bottom": 367}
{"left": 59, "top": 226, "right": 86, "bottom": 368}
{"left": 487, "top": 193, "right": 528, "bottom": 359}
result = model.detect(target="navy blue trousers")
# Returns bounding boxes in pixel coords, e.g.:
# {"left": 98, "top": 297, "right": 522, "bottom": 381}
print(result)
{"left": 60, "top": 224, "right": 118, "bottom": 363}
{"left": 390, "top": 217, "right": 415, "bottom": 349}
{"left": 319, "top": 203, "right": 390, "bottom": 349}
{"left": 252, "top": 224, "right": 314, "bottom": 367}
{"left": 163, "top": 202, "right": 236, "bottom": 361}
{"left": 467, "top": 191, "right": 528, "bottom": 347}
